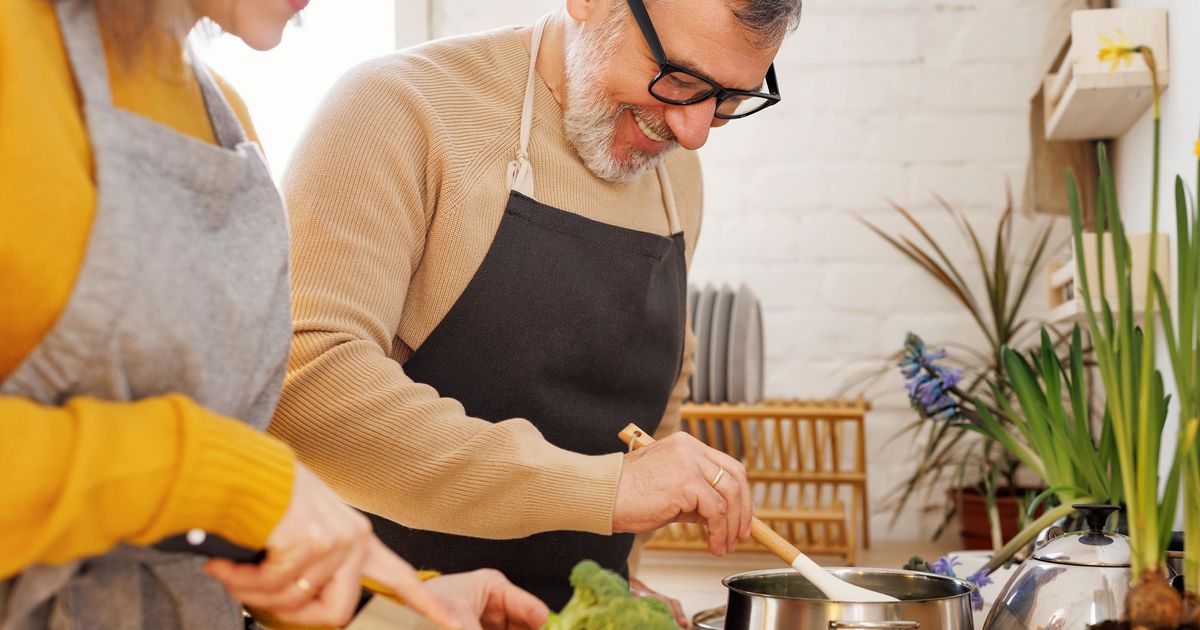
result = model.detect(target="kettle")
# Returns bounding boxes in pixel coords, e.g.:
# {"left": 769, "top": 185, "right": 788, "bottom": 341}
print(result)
{"left": 983, "top": 504, "right": 1131, "bottom": 629}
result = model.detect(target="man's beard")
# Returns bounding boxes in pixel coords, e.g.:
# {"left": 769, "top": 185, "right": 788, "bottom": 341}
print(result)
{"left": 562, "top": 21, "right": 679, "bottom": 183}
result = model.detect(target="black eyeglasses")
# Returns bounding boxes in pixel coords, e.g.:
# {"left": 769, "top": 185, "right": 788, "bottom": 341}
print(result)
{"left": 626, "top": 0, "right": 780, "bottom": 119}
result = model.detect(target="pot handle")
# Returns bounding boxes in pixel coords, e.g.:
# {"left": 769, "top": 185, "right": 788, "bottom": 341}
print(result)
{"left": 829, "top": 622, "right": 920, "bottom": 629}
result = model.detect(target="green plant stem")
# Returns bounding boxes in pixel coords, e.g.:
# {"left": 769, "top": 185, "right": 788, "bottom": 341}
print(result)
{"left": 987, "top": 500, "right": 1004, "bottom": 553}
{"left": 983, "top": 471, "right": 1004, "bottom": 553}
{"left": 1186, "top": 418, "right": 1199, "bottom": 593}
{"left": 983, "top": 501, "right": 1090, "bottom": 572}
{"left": 1130, "top": 48, "right": 1164, "bottom": 577}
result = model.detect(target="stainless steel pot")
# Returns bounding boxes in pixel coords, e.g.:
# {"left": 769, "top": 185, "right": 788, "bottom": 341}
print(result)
{"left": 702, "top": 567, "right": 975, "bottom": 630}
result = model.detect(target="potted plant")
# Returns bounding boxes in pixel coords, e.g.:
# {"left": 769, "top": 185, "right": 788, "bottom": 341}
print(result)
{"left": 898, "top": 326, "right": 1121, "bottom": 567}
{"left": 854, "top": 200, "right": 1056, "bottom": 549}
{"left": 1062, "top": 33, "right": 1195, "bottom": 629}
{"left": 1145, "top": 50, "right": 1200, "bottom": 630}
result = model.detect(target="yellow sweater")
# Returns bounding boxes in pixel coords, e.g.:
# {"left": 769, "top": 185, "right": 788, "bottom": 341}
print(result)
{"left": 0, "top": 0, "right": 293, "bottom": 578}
{"left": 274, "top": 26, "right": 702, "bottom": 539}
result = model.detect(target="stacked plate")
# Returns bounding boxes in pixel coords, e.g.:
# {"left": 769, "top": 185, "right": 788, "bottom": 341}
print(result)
{"left": 688, "top": 283, "right": 765, "bottom": 404}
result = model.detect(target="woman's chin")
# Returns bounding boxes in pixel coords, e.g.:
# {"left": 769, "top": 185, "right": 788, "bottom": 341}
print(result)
{"left": 239, "top": 30, "right": 285, "bottom": 51}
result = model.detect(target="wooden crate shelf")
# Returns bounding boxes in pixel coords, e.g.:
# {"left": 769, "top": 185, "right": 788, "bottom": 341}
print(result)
{"left": 647, "top": 398, "right": 871, "bottom": 565}
{"left": 1043, "top": 7, "right": 1169, "bottom": 141}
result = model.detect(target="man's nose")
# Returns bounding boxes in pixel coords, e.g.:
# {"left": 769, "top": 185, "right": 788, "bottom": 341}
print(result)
{"left": 663, "top": 100, "right": 717, "bottom": 150}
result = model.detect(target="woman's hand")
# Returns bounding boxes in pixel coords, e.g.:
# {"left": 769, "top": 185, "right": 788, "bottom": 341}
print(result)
{"left": 425, "top": 569, "right": 549, "bottom": 630}
{"left": 204, "top": 463, "right": 459, "bottom": 628}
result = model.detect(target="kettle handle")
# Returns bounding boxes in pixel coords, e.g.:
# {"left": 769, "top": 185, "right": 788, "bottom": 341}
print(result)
{"left": 829, "top": 622, "right": 920, "bottom": 629}
{"left": 1072, "top": 503, "right": 1119, "bottom": 533}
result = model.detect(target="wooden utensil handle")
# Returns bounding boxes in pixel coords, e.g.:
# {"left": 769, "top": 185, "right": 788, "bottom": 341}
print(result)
{"left": 617, "top": 423, "right": 801, "bottom": 566}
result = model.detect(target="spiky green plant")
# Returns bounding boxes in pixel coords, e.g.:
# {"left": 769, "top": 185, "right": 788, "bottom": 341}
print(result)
{"left": 1151, "top": 132, "right": 1200, "bottom": 598}
{"left": 856, "top": 200, "right": 1055, "bottom": 539}
{"left": 896, "top": 327, "right": 1118, "bottom": 569}
{"left": 1066, "top": 42, "right": 1193, "bottom": 629}
{"left": 970, "top": 326, "right": 1123, "bottom": 572}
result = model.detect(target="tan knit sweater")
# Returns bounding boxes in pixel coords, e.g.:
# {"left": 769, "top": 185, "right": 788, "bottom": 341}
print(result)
{"left": 271, "top": 25, "right": 703, "bottom": 539}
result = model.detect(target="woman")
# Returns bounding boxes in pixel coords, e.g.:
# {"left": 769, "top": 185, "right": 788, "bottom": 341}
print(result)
{"left": 0, "top": 0, "right": 548, "bottom": 628}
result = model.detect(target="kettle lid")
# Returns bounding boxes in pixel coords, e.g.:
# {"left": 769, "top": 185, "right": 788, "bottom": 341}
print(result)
{"left": 1033, "top": 504, "right": 1131, "bottom": 567}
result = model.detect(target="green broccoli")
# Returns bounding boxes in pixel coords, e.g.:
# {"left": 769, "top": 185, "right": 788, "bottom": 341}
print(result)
{"left": 541, "top": 560, "right": 680, "bottom": 630}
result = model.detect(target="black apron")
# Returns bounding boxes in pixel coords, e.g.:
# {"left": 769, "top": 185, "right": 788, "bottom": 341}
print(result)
{"left": 366, "top": 17, "right": 689, "bottom": 610}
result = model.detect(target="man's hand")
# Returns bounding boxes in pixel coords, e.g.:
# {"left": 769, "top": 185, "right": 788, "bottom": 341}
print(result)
{"left": 630, "top": 576, "right": 688, "bottom": 628}
{"left": 612, "top": 432, "right": 752, "bottom": 556}
{"left": 425, "top": 569, "right": 549, "bottom": 630}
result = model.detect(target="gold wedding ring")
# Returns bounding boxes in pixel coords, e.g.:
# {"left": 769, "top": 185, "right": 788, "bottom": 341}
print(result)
{"left": 709, "top": 467, "right": 726, "bottom": 488}
{"left": 295, "top": 576, "right": 318, "bottom": 597}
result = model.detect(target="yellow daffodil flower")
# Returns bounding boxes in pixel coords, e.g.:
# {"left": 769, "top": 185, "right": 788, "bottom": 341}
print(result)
{"left": 1098, "top": 29, "right": 1136, "bottom": 72}
{"left": 1195, "top": 139, "right": 1200, "bottom": 159}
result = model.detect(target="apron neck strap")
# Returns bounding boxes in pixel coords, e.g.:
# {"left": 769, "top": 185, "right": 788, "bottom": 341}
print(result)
{"left": 518, "top": 18, "right": 546, "bottom": 165}
{"left": 54, "top": 0, "right": 248, "bottom": 151}
{"left": 189, "top": 47, "right": 250, "bottom": 150}
{"left": 506, "top": 15, "right": 548, "bottom": 198}
{"left": 655, "top": 162, "right": 681, "bottom": 234}
{"left": 55, "top": 0, "right": 114, "bottom": 107}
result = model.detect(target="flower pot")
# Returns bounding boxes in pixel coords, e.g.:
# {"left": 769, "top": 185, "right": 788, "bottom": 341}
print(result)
{"left": 956, "top": 487, "right": 1042, "bottom": 551}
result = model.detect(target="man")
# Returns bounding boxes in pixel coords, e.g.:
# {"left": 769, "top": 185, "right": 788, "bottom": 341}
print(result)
{"left": 272, "top": 0, "right": 800, "bottom": 613}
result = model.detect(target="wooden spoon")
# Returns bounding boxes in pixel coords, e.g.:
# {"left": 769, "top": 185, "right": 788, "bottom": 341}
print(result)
{"left": 619, "top": 423, "right": 898, "bottom": 603}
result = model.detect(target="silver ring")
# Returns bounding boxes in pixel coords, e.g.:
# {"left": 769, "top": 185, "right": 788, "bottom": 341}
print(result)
{"left": 709, "top": 467, "right": 726, "bottom": 488}
{"left": 295, "top": 576, "right": 318, "bottom": 597}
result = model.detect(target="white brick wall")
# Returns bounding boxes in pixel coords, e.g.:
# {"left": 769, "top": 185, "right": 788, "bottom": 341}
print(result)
{"left": 428, "top": 0, "right": 1067, "bottom": 543}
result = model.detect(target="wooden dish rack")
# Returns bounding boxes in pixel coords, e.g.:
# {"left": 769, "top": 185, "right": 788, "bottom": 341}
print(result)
{"left": 647, "top": 398, "right": 871, "bottom": 565}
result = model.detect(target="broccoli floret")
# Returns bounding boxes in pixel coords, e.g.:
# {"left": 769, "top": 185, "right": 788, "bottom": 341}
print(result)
{"left": 541, "top": 560, "right": 680, "bottom": 630}
{"left": 594, "top": 596, "right": 679, "bottom": 630}
{"left": 902, "top": 555, "right": 931, "bottom": 572}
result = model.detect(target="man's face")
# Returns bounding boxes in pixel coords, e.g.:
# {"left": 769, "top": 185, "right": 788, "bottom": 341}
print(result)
{"left": 563, "top": 0, "right": 780, "bottom": 183}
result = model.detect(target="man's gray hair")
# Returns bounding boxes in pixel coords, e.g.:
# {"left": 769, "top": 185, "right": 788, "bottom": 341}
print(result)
{"left": 611, "top": 0, "right": 802, "bottom": 49}
{"left": 730, "top": 0, "right": 802, "bottom": 48}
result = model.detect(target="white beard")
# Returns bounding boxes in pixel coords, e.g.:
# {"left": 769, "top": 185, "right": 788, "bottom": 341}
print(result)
{"left": 562, "top": 20, "right": 678, "bottom": 183}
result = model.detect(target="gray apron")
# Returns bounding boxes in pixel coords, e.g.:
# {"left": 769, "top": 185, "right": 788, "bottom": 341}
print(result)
{"left": 365, "top": 17, "right": 689, "bottom": 610}
{"left": 0, "top": 1, "right": 292, "bottom": 628}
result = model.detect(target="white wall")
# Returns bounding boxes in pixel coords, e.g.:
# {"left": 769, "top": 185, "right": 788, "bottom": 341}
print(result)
{"left": 1111, "top": 0, "right": 1200, "bottom": 525}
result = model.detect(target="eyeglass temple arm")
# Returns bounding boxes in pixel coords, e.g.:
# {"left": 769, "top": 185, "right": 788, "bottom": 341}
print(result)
{"left": 626, "top": 0, "right": 668, "bottom": 65}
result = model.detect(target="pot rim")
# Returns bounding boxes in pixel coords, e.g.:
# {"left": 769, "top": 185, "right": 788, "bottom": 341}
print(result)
{"left": 721, "top": 567, "right": 977, "bottom": 604}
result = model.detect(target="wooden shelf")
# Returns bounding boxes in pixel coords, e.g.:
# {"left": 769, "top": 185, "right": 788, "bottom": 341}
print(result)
{"left": 1047, "top": 233, "right": 1170, "bottom": 323}
{"left": 1043, "top": 8, "right": 1169, "bottom": 141}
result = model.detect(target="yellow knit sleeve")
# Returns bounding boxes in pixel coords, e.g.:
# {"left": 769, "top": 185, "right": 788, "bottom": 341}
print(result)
{"left": 0, "top": 395, "right": 295, "bottom": 578}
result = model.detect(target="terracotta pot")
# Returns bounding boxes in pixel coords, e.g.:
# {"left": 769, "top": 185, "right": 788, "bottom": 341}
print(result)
{"left": 957, "top": 487, "right": 1043, "bottom": 551}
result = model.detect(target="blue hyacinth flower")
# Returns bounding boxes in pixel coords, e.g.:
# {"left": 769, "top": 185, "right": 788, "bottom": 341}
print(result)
{"left": 929, "top": 555, "right": 961, "bottom": 577}
{"left": 899, "top": 333, "right": 963, "bottom": 421}
{"left": 965, "top": 567, "right": 993, "bottom": 611}
{"left": 926, "top": 555, "right": 992, "bottom": 611}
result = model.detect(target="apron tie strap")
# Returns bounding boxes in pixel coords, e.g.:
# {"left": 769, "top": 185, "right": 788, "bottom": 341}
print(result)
{"left": 506, "top": 15, "right": 549, "bottom": 198}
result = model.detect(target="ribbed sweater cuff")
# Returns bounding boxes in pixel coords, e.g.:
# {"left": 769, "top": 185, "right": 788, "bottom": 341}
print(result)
{"left": 523, "top": 451, "right": 623, "bottom": 536}
{"left": 152, "top": 401, "right": 296, "bottom": 550}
